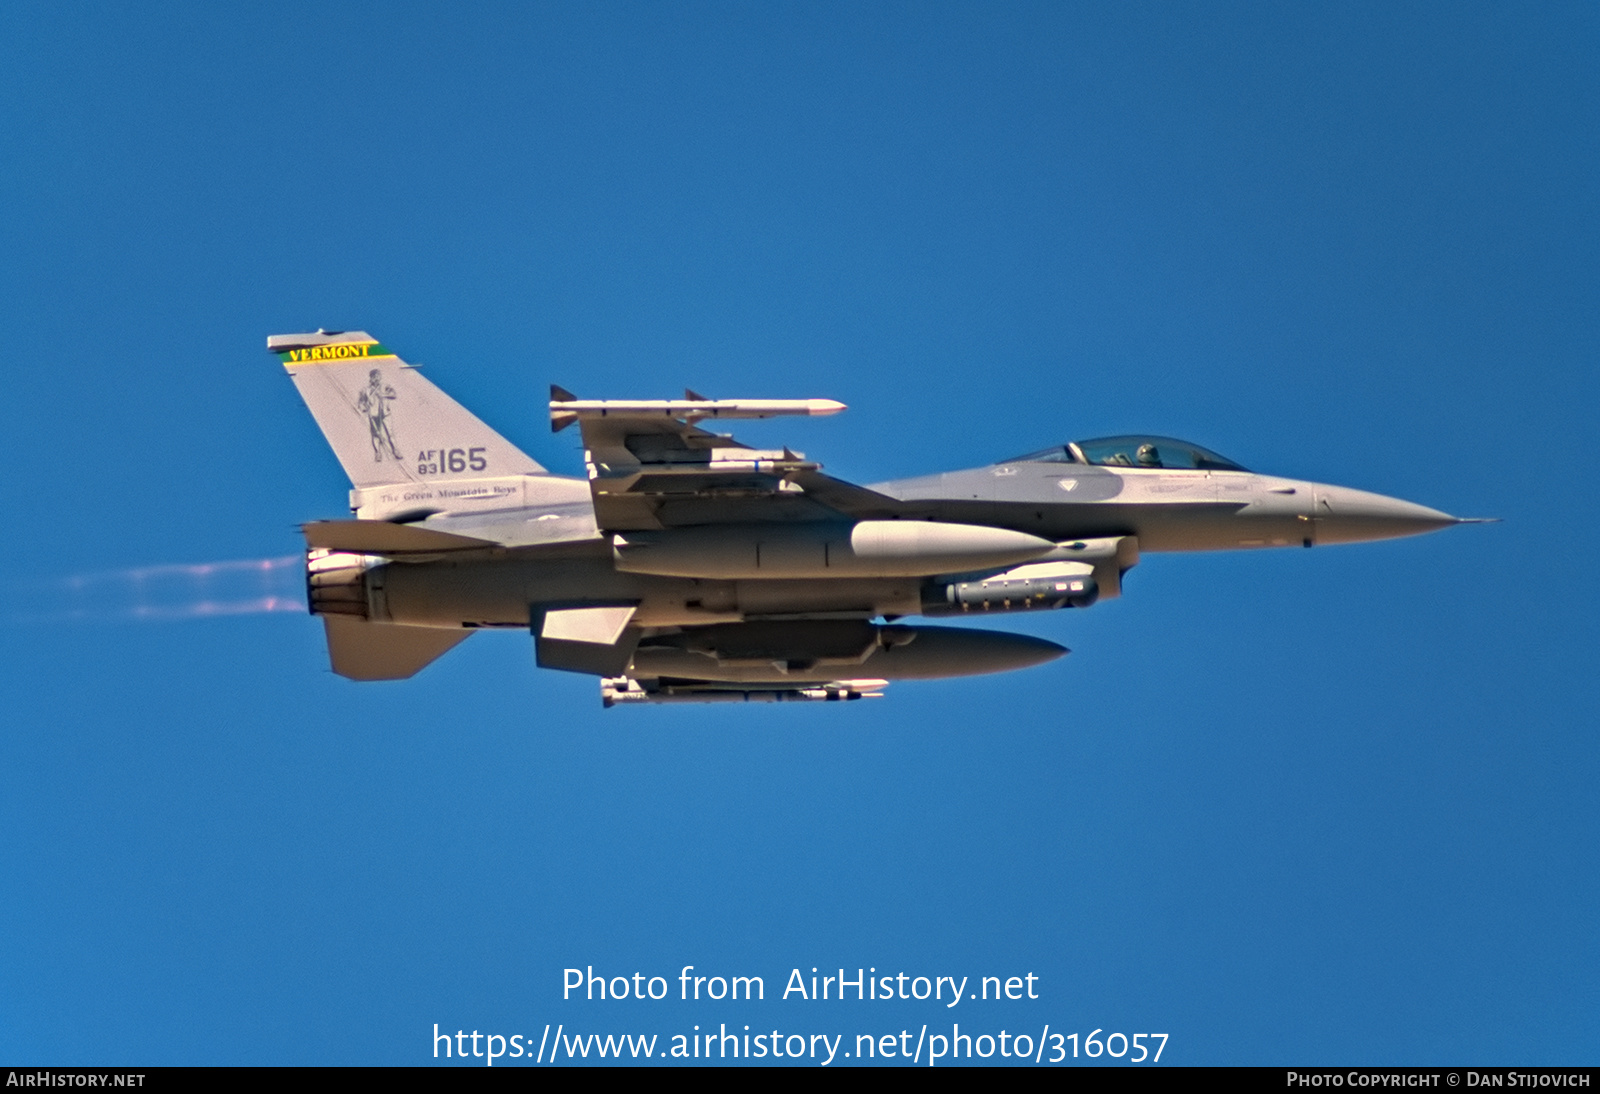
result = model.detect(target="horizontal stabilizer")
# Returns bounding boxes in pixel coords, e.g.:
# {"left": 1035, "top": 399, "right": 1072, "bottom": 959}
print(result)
{"left": 302, "top": 520, "right": 496, "bottom": 553}
{"left": 323, "top": 616, "right": 471, "bottom": 680}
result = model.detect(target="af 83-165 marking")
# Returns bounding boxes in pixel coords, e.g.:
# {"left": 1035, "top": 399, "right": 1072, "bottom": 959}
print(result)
{"left": 413, "top": 447, "right": 487, "bottom": 475}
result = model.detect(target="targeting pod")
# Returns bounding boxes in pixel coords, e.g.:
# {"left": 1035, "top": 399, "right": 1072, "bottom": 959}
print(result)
{"left": 924, "top": 562, "right": 1099, "bottom": 615}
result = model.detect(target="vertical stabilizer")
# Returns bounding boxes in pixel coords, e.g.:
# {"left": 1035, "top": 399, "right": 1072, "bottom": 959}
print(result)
{"left": 271, "top": 330, "right": 544, "bottom": 489}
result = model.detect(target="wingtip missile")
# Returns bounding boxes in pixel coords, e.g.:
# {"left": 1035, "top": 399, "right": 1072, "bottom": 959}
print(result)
{"left": 548, "top": 396, "right": 848, "bottom": 424}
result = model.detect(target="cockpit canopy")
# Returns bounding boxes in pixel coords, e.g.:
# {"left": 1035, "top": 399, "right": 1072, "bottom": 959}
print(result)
{"left": 1005, "top": 435, "right": 1249, "bottom": 472}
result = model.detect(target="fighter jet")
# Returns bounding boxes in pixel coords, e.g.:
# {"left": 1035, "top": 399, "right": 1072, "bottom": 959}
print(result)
{"left": 274, "top": 330, "right": 1478, "bottom": 705}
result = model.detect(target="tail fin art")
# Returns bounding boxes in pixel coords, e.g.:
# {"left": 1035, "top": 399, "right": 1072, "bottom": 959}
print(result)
{"left": 271, "top": 330, "right": 544, "bottom": 490}
{"left": 274, "top": 329, "right": 551, "bottom": 682}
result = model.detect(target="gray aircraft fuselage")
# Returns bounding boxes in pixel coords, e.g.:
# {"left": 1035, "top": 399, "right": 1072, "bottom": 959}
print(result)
{"left": 348, "top": 459, "right": 1458, "bottom": 634}
{"left": 275, "top": 329, "right": 1471, "bottom": 701}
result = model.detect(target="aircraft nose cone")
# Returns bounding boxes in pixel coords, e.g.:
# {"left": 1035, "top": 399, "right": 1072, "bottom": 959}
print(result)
{"left": 1312, "top": 485, "right": 1460, "bottom": 545}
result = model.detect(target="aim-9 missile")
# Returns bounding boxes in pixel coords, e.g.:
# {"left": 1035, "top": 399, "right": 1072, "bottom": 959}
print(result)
{"left": 602, "top": 678, "right": 888, "bottom": 706}
{"left": 551, "top": 385, "right": 846, "bottom": 432}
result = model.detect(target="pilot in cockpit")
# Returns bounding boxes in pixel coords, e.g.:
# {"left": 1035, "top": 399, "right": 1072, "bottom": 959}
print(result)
{"left": 1136, "top": 443, "right": 1162, "bottom": 468}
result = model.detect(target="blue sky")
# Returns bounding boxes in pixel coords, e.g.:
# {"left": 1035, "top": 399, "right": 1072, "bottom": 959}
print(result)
{"left": 2, "top": 1, "right": 1595, "bottom": 1066}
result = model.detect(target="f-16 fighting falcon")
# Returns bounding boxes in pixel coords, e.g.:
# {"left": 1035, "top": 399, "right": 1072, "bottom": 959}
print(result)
{"left": 275, "top": 330, "right": 1481, "bottom": 706}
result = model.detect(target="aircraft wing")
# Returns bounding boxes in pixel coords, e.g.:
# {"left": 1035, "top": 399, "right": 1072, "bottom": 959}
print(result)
{"left": 551, "top": 387, "right": 905, "bottom": 531}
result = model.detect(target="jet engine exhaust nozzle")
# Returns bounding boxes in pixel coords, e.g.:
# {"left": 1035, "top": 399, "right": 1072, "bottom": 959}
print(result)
{"left": 305, "top": 549, "right": 378, "bottom": 620}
